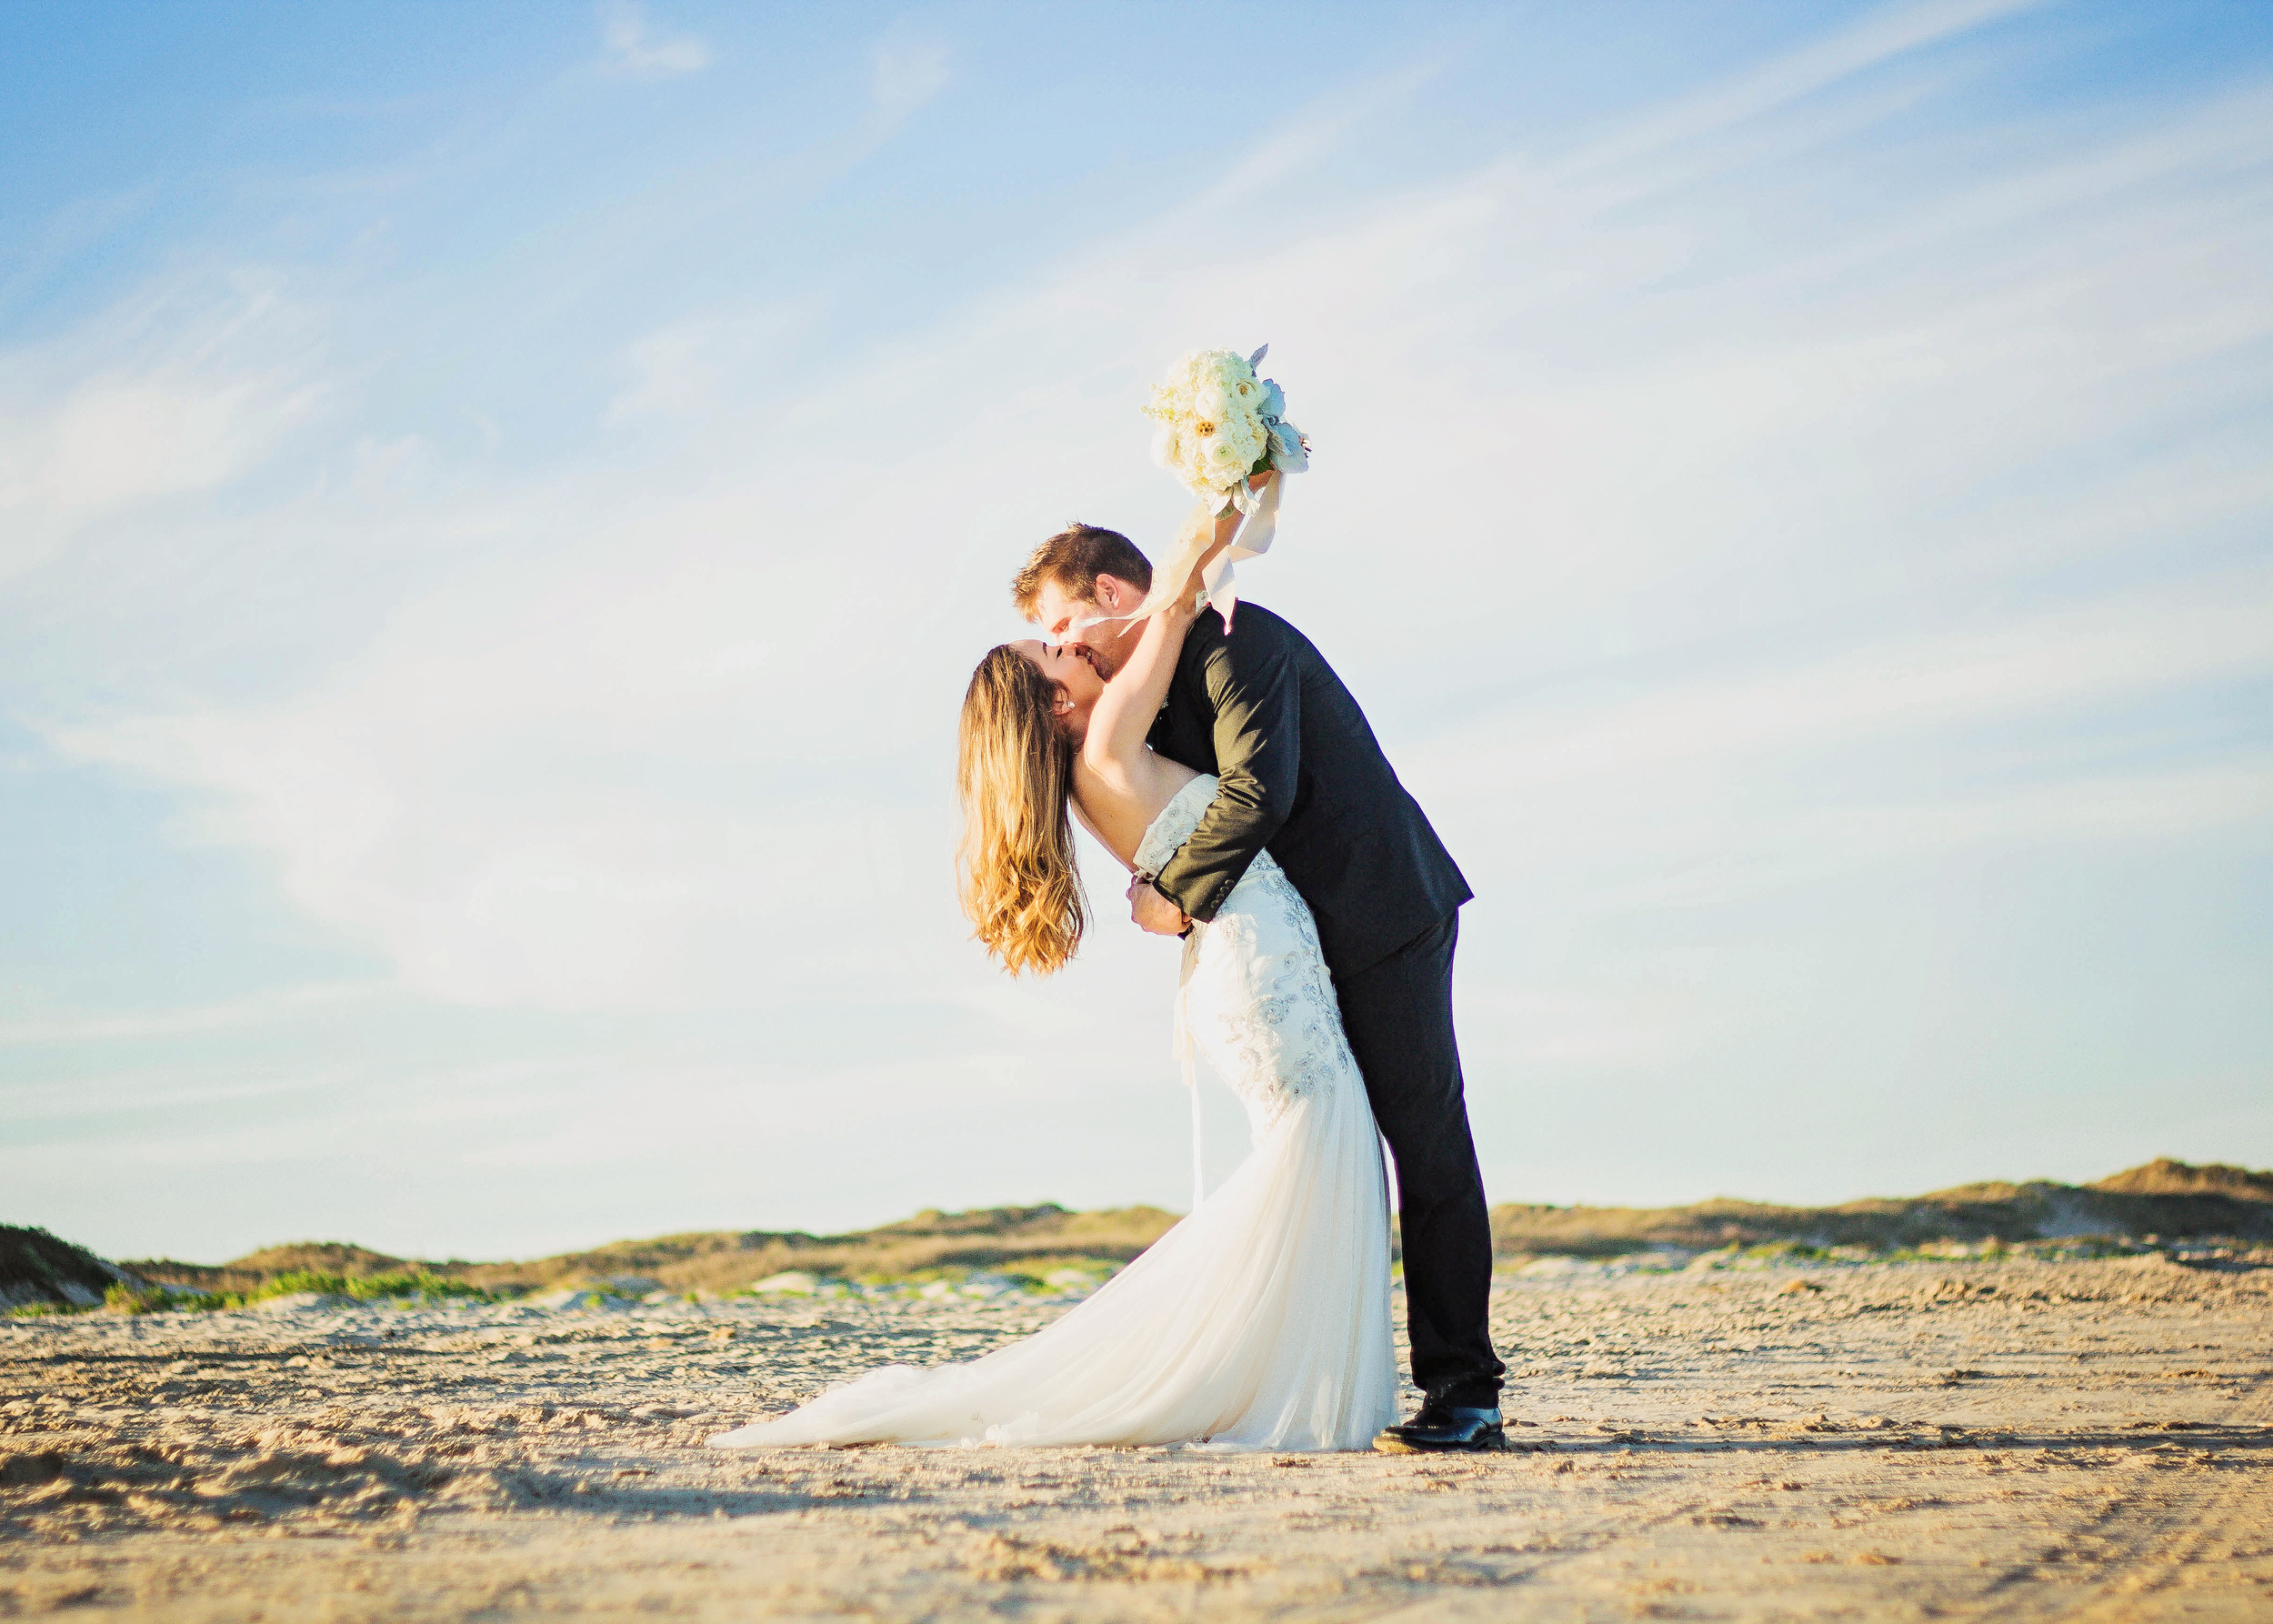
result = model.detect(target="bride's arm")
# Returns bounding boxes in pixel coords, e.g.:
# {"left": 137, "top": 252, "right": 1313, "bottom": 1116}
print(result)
{"left": 1067, "top": 796, "right": 1133, "bottom": 874}
{"left": 1080, "top": 484, "right": 1260, "bottom": 782}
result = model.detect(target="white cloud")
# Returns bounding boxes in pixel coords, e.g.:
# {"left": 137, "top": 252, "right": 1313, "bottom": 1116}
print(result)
{"left": 0, "top": 983, "right": 381, "bottom": 1048}
{"left": 1549, "top": 0, "right": 2054, "bottom": 186}
{"left": 1421, "top": 570, "right": 2273, "bottom": 800}
{"left": 1580, "top": 758, "right": 2273, "bottom": 916}
{"left": 0, "top": 272, "right": 324, "bottom": 581}
{"left": 346, "top": 432, "right": 435, "bottom": 497}
{"left": 606, "top": 300, "right": 818, "bottom": 422}
{"left": 36, "top": 20, "right": 2273, "bottom": 1022}
{"left": 1469, "top": 984, "right": 1730, "bottom": 1068}
{"left": 873, "top": 30, "right": 950, "bottom": 125}
{"left": 598, "top": 2, "right": 711, "bottom": 79}
{"left": 8, "top": 4, "right": 2271, "bottom": 1243}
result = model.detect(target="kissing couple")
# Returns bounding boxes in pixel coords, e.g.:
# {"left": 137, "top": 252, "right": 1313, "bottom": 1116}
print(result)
{"left": 714, "top": 472, "right": 1505, "bottom": 1454}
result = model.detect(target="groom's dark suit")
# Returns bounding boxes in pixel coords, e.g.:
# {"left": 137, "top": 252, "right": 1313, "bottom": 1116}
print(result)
{"left": 1145, "top": 602, "right": 1505, "bottom": 1407}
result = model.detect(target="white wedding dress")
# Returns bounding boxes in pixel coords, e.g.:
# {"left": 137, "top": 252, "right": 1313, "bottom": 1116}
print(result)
{"left": 708, "top": 776, "right": 1397, "bottom": 1452}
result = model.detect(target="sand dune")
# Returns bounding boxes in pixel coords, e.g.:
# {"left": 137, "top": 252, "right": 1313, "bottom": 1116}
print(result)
{"left": 8, "top": 1158, "right": 2262, "bottom": 1315}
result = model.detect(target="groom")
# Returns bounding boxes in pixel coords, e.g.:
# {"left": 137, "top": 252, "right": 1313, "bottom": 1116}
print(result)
{"left": 1014, "top": 519, "right": 1507, "bottom": 1453}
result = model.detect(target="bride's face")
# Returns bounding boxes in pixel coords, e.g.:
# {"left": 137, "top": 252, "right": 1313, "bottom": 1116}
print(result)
{"left": 1015, "top": 638, "right": 1102, "bottom": 739}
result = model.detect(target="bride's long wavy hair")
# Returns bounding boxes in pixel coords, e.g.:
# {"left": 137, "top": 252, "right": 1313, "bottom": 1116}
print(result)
{"left": 957, "top": 645, "right": 1087, "bottom": 976}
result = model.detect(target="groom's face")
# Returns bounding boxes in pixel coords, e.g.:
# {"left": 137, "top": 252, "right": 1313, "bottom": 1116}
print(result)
{"left": 1031, "top": 572, "right": 1145, "bottom": 680}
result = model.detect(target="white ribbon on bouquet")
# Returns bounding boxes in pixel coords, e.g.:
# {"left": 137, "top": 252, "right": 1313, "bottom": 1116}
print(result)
{"left": 1156, "top": 471, "right": 1284, "bottom": 627}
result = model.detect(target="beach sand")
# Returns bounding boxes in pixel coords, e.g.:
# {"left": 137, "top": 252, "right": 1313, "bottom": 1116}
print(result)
{"left": 4, "top": 1253, "right": 2268, "bottom": 1620}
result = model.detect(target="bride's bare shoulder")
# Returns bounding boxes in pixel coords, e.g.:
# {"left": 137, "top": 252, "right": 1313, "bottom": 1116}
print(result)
{"left": 1069, "top": 750, "right": 1203, "bottom": 868}
{"left": 1145, "top": 744, "right": 1200, "bottom": 781}
{"left": 1135, "top": 748, "right": 1202, "bottom": 814}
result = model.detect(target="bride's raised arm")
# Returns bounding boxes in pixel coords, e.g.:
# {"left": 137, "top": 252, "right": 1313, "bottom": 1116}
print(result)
{"left": 1081, "top": 478, "right": 1266, "bottom": 785}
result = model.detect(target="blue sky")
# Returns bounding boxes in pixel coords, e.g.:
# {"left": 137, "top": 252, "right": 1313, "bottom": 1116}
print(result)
{"left": 3, "top": 1, "right": 2268, "bottom": 1264}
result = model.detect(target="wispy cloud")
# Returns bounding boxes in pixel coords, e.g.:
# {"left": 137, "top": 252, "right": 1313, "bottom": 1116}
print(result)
{"left": 1425, "top": 568, "right": 2273, "bottom": 798}
{"left": 605, "top": 299, "right": 819, "bottom": 422}
{"left": 0, "top": 982, "right": 384, "bottom": 1048}
{"left": 873, "top": 28, "right": 950, "bottom": 125}
{"left": 0, "top": 271, "right": 325, "bottom": 582}
{"left": 33, "top": 21, "right": 2273, "bottom": 1022}
{"left": 1548, "top": 0, "right": 2054, "bottom": 185}
{"left": 598, "top": 2, "right": 711, "bottom": 79}
{"left": 5, "top": 4, "right": 2268, "bottom": 1247}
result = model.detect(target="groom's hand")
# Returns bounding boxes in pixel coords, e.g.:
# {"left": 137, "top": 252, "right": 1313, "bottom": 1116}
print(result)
{"left": 1126, "top": 876, "right": 1189, "bottom": 937}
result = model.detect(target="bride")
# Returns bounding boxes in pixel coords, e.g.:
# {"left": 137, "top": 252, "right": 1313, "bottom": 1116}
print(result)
{"left": 709, "top": 478, "right": 1397, "bottom": 1451}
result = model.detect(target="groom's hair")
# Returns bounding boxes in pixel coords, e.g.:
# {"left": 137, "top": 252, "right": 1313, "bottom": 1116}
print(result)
{"left": 1011, "top": 524, "right": 1153, "bottom": 617}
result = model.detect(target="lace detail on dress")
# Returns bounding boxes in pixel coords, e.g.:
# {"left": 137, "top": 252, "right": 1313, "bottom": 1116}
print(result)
{"left": 1187, "top": 857, "right": 1357, "bottom": 1133}
{"left": 1139, "top": 776, "right": 1362, "bottom": 1137}
{"left": 1135, "top": 775, "right": 1218, "bottom": 877}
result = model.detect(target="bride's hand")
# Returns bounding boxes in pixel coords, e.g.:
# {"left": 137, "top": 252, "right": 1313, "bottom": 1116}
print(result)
{"left": 1165, "top": 472, "right": 1273, "bottom": 610}
{"left": 1127, "top": 874, "right": 1189, "bottom": 937}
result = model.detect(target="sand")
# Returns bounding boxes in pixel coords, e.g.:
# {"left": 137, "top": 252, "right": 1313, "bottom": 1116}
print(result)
{"left": 4, "top": 1253, "right": 2268, "bottom": 1620}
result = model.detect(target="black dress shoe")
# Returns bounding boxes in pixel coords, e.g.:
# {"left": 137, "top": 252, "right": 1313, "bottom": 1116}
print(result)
{"left": 1374, "top": 1398, "right": 1507, "bottom": 1454}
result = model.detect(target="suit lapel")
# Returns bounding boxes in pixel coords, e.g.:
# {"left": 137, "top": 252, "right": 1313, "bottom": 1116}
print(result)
{"left": 1147, "top": 621, "right": 1217, "bottom": 774}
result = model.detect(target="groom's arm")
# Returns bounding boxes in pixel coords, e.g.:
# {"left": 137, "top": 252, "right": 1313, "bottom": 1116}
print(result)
{"left": 1147, "top": 622, "right": 1299, "bottom": 925}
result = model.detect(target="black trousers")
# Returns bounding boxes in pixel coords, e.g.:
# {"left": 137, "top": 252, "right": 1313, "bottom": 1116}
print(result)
{"left": 1333, "top": 911, "right": 1504, "bottom": 1407}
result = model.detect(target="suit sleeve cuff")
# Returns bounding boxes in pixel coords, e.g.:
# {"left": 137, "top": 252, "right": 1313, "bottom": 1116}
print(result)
{"left": 1160, "top": 874, "right": 1229, "bottom": 926}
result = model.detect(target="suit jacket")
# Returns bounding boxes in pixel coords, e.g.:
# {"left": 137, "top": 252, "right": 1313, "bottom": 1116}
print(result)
{"left": 1144, "top": 603, "right": 1472, "bottom": 977}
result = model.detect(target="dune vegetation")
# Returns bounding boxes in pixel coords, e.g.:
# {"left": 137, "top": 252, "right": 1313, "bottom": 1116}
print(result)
{"left": 7, "top": 1159, "right": 2268, "bottom": 1317}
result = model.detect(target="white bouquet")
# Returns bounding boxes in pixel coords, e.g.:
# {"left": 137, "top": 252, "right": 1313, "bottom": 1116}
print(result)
{"left": 1091, "top": 345, "right": 1307, "bottom": 635}
{"left": 1142, "top": 345, "right": 1308, "bottom": 516}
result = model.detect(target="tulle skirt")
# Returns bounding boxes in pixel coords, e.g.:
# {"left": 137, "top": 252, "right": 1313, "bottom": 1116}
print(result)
{"left": 707, "top": 1027, "right": 1396, "bottom": 1451}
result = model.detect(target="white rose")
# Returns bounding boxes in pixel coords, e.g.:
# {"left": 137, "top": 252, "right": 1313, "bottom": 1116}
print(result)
{"left": 1141, "top": 346, "right": 1304, "bottom": 499}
